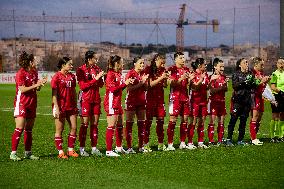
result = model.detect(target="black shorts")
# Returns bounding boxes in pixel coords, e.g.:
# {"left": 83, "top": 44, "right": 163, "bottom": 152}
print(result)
{"left": 271, "top": 92, "right": 284, "bottom": 113}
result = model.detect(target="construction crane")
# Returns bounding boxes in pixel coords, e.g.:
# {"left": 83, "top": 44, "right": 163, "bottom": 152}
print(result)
{"left": 0, "top": 4, "right": 219, "bottom": 51}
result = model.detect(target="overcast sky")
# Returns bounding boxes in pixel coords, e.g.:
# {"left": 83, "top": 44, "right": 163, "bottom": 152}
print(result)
{"left": 0, "top": 0, "right": 280, "bottom": 47}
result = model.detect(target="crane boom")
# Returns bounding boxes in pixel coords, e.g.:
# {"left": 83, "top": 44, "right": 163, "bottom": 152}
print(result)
{"left": 0, "top": 4, "right": 219, "bottom": 51}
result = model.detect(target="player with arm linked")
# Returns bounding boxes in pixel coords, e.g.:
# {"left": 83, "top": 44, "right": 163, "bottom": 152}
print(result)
{"left": 51, "top": 57, "right": 78, "bottom": 159}
{"left": 76, "top": 51, "right": 104, "bottom": 157}
{"left": 10, "top": 52, "right": 47, "bottom": 161}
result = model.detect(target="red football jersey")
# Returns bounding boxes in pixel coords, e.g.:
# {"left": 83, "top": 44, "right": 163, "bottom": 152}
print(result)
{"left": 14, "top": 68, "right": 38, "bottom": 108}
{"left": 191, "top": 72, "right": 210, "bottom": 104}
{"left": 209, "top": 74, "right": 227, "bottom": 102}
{"left": 144, "top": 65, "right": 166, "bottom": 104}
{"left": 125, "top": 69, "right": 146, "bottom": 106}
{"left": 51, "top": 72, "right": 77, "bottom": 112}
{"left": 104, "top": 69, "right": 126, "bottom": 109}
{"left": 252, "top": 69, "right": 266, "bottom": 97}
{"left": 76, "top": 64, "right": 104, "bottom": 103}
{"left": 168, "top": 65, "right": 190, "bottom": 102}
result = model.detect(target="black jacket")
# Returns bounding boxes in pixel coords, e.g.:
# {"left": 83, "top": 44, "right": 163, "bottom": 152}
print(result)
{"left": 231, "top": 70, "right": 256, "bottom": 105}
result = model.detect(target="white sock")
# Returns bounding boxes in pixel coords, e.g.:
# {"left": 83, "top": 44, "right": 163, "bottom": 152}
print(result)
{"left": 168, "top": 143, "right": 173, "bottom": 147}
{"left": 92, "top": 147, "right": 97, "bottom": 151}
{"left": 68, "top": 148, "right": 73, "bottom": 151}
{"left": 25, "top": 151, "right": 31, "bottom": 155}
{"left": 11, "top": 151, "right": 16, "bottom": 155}
{"left": 180, "top": 142, "right": 185, "bottom": 146}
{"left": 80, "top": 147, "right": 85, "bottom": 152}
{"left": 58, "top": 150, "right": 64, "bottom": 154}
{"left": 198, "top": 142, "right": 203, "bottom": 145}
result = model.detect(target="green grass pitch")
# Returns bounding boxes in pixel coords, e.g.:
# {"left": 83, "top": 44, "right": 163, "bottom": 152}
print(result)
{"left": 0, "top": 83, "right": 283, "bottom": 189}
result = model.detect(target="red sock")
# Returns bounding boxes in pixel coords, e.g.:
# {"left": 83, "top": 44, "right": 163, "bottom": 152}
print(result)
{"left": 11, "top": 128, "right": 23, "bottom": 151}
{"left": 68, "top": 134, "right": 76, "bottom": 148}
{"left": 217, "top": 123, "right": 224, "bottom": 143}
{"left": 156, "top": 119, "right": 164, "bottom": 143}
{"left": 180, "top": 122, "right": 187, "bottom": 142}
{"left": 125, "top": 121, "right": 133, "bottom": 148}
{"left": 167, "top": 121, "right": 176, "bottom": 144}
{"left": 187, "top": 124, "right": 195, "bottom": 143}
{"left": 250, "top": 121, "right": 257, "bottom": 140}
{"left": 256, "top": 122, "right": 260, "bottom": 134}
{"left": 137, "top": 120, "right": 145, "bottom": 148}
{"left": 55, "top": 136, "right": 63, "bottom": 151}
{"left": 90, "top": 124, "right": 98, "bottom": 147}
{"left": 115, "top": 124, "right": 123, "bottom": 147}
{"left": 144, "top": 120, "right": 152, "bottom": 144}
{"left": 207, "top": 124, "right": 215, "bottom": 143}
{"left": 24, "top": 130, "right": 32, "bottom": 151}
{"left": 197, "top": 124, "right": 204, "bottom": 143}
{"left": 79, "top": 123, "right": 88, "bottom": 147}
{"left": 106, "top": 126, "right": 114, "bottom": 151}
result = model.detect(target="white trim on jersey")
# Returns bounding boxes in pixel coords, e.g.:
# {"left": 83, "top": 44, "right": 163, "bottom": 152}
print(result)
{"left": 14, "top": 88, "right": 21, "bottom": 117}
{"left": 109, "top": 92, "right": 114, "bottom": 114}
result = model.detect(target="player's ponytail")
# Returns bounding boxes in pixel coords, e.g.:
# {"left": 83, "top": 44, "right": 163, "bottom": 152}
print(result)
{"left": 107, "top": 55, "right": 121, "bottom": 71}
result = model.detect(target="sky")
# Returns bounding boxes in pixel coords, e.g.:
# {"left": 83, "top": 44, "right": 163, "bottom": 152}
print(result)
{"left": 0, "top": 0, "right": 280, "bottom": 47}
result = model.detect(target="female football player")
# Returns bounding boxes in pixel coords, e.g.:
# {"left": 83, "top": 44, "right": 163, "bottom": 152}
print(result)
{"left": 10, "top": 52, "right": 47, "bottom": 161}
{"left": 51, "top": 57, "right": 78, "bottom": 159}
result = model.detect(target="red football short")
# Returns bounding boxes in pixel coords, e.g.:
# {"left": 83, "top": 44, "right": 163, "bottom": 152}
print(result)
{"left": 169, "top": 100, "right": 191, "bottom": 117}
{"left": 79, "top": 101, "right": 101, "bottom": 117}
{"left": 146, "top": 103, "right": 166, "bottom": 119}
{"left": 104, "top": 104, "right": 123, "bottom": 116}
{"left": 14, "top": 103, "right": 37, "bottom": 119}
{"left": 192, "top": 102, "right": 208, "bottom": 117}
{"left": 208, "top": 100, "right": 227, "bottom": 116}
{"left": 252, "top": 95, "right": 264, "bottom": 112}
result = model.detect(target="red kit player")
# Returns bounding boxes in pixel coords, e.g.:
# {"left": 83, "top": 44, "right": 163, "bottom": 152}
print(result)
{"left": 188, "top": 58, "right": 210, "bottom": 149}
{"left": 144, "top": 54, "right": 169, "bottom": 151}
{"left": 207, "top": 58, "right": 228, "bottom": 146}
{"left": 76, "top": 51, "right": 105, "bottom": 157}
{"left": 10, "top": 52, "right": 47, "bottom": 161}
{"left": 104, "top": 55, "right": 134, "bottom": 157}
{"left": 125, "top": 57, "right": 149, "bottom": 153}
{"left": 51, "top": 57, "right": 78, "bottom": 159}
{"left": 166, "top": 52, "right": 193, "bottom": 151}
{"left": 249, "top": 57, "right": 270, "bottom": 145}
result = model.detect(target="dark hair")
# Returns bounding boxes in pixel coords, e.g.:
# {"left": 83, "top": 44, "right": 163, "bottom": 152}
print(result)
{"left": 107, "top": 55, "right": 121, "bottom": 71}
{"left": 149, "top": 54, "right": 163, "bottom": 76}
{"left": 236, "top": 58, "right": 245, "bottom": 71}
{"left": 19, "top": 51, "right": 30, "bottom": 68}
{"left": 174, "top": 52, "right": 184, "bottom": 60}
{"left": 191, "top": 58, "right": 205, "bottom": 71}
{"left": 132, "top": 56, "right": 142, "bottom": 65}
{"left": 85, "top": 50, "right": 95, "bottom": 64}
{"left": 57, "top": 57, "right": 71, "bottom": 70}
{"left": 213, "top": 58, "right": 223, "bottom": 67}
{"left": 251, "top": 57, "right": 263, "bottom": 66}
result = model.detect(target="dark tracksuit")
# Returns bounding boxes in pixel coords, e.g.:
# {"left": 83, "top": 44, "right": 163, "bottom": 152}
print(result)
{"left": 227, "top": 70, "right": 256, "bottom": 142}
